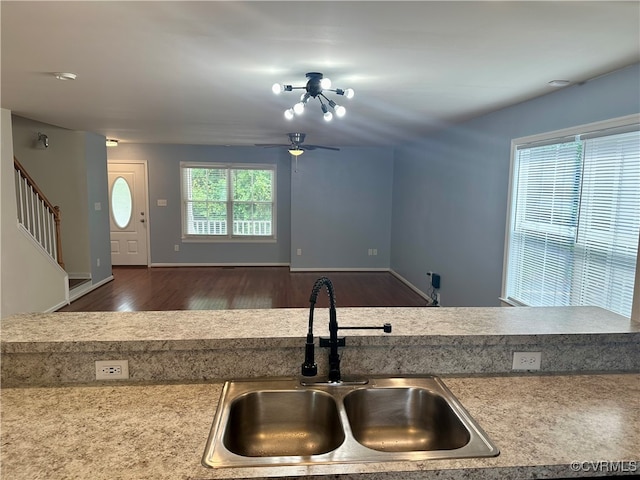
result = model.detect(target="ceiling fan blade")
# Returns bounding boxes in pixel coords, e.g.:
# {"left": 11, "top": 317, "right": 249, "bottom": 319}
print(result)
{"left": 304, "top": 144, "right": 341, "bottom": 151}
{"left": 254, "top": 143, "right": 290, "bottom": 148}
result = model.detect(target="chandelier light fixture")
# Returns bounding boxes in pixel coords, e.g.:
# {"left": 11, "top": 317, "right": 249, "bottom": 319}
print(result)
{"left": 272, "top": 72, "right": 354, "bottom": 122}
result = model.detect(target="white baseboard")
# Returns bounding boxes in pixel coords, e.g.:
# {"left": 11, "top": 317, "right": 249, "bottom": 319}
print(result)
{"left": 149, "top": 262, "right": 290, "bottom": 267}
{"left": 68, "top": 275, "right": 114, "bottom": 303}
{"left": 46, "top": 299, "right": 71, "bottom": 313}
{"left": 389, "top": 269, "right": 431, "bottom": 301}
{"left": 67, "top": 272, "right": 92, "bottom": 280}
{"left": 289, "top": 267, "right": 390, "bottom": 272}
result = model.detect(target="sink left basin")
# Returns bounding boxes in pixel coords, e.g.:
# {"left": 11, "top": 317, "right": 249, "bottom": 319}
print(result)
{"left": 223, "top": 390, "right": 345, "bottom": 457}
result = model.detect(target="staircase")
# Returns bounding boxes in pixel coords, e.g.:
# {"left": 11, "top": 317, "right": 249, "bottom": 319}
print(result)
{"left": 13, "top": 156, "right": 65, "bottom": 268}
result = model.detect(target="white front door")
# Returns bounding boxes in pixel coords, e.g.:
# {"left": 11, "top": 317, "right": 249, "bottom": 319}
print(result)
{"left": 108, "top": 162, "right": 149, "bottom": 265}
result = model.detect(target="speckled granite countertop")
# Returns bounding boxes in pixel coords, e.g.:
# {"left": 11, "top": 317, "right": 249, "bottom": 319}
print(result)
{"left": 1, "top": 373, "right": 638, "bottom": 480}
{"left": 2, "top": 307, "right": 639, "bottom": 386}
{"left": 1, "top": 307, "right": 639, "bottom": 478}
{"left": 2, "top": 306, "right": 639, "bottom": 352}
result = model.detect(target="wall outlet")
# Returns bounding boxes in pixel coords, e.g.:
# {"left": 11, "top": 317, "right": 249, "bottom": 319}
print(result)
{"left": 97, "top": 258, "right": 100, "bottom": 267}
{"left": 296, "top": 248, "right": 302, "bottom": 256}
{"left": 372, "top": 248, "right": 377, "bottom": 256}
{"left": 512, "top": 352, "right": 541, "bottom": 371}
{"left": 174, "top": 244, "right": 180, "bottom": 251}
{"left": 368, "top": 248, "right": 373, "bottom": 256}
{"left": 95, "top": 360, "right": 129, "bottom": 380}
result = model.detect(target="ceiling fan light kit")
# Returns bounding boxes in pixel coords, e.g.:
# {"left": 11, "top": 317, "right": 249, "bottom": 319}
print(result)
{"left": 272, "top": 72, "right": 354, "bottom": 122}
{"left": 288, "top": 148, "right": 304, "bottom": 157}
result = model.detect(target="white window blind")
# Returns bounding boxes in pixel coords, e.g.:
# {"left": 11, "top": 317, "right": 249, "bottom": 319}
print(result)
{"left": 573, "top": 131, "right": 640, "bottom": 315}
{"left": 505, "top": 127, "right": 640, "bottom": 317}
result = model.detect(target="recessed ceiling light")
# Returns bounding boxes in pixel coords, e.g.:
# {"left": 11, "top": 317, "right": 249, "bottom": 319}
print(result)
{"left": 548, "top": 80, "right": 570, "bottom": 87}
{"left": 105, "top": 139, "right": 119, "bottom": 147}
{"left": 54, "top": 72, "right": 77, "bottom": 81}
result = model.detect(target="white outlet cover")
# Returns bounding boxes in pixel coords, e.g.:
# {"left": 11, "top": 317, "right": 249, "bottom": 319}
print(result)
{"left": 512, "top": 351, "right": 541, "bottom": 371}
{"left": 95, "top": 360, "right": 129, "bottom": 380}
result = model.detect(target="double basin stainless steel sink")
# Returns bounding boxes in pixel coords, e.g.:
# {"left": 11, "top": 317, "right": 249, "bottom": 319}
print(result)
{"left": 202, "top": 376, "right": 499, "bottom": 468}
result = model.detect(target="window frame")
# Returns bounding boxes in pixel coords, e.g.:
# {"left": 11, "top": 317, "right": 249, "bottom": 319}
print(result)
{"left": 180, "top": 162, "right": 277, "bottom": 243}
{"left": 501, "top": 114, "right": 640, "bottom": 316}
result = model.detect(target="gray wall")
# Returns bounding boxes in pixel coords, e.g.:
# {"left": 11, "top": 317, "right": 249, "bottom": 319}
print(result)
{"left": 1, "top": 109, "right": 67, "bottom": 316}
{"left": 11, "top": 116, "right": 112, "bottom": 286}
{"left": 11, "top": 116, "right": 112, "bottom": 287}
{"left": 108, "top": 144, "right": 395, "bottom": 269}
{"left": 290, "top": 147, "right": 394, "bottom": 270}
{"left": 11, "top": 116, "right": 91, "bottom": 276}
{"left": 84, "top": 131, "right": 112, "bottom": 284}
{"left": 391, "top": 63, "right": 640, "bottom": 306}
{"left": 108, "top": 144, "right": 292, "bottom": 265}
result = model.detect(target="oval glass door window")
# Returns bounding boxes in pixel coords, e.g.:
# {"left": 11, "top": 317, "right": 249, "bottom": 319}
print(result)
{"left": 111, "top": 177, "right": 133, "bottom": 229}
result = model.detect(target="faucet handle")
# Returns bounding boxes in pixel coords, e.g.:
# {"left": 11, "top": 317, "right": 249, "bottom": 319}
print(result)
{"left": 338, "top": 323, "right": 392, "bottom": 333}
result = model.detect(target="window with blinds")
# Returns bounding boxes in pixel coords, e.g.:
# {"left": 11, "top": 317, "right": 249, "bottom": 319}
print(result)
{"left": 181, "top": 163, "right": 276, "bottom": 240}
{"left": 503, "top": 122, "right": 640, "bottom": 317}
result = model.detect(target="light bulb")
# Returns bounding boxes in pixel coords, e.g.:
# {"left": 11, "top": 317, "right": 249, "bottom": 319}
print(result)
{"left": 272, "top": 83, "right": 283, "bottom": 94}
{"left": 320, "top": 77, "right": 332, "bottom": 89}
{"left": 344, "top": 88, "right": 355, "bottom": 99}
{"left": 324, "top": 111, "right": 333, "bottom": 122}
{"left": 335, "top": 105, "right": 346, "bottom": 117}
{"left": 293, "top": 102, "right": 305, "bottom": 115}
{"left": 284, "top": 108, "right": 294, "bottom": 120}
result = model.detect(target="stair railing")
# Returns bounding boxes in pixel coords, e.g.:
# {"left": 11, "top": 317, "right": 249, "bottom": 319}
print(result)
{"left": 13, "top": 156, "right": 64, "bottom": 269}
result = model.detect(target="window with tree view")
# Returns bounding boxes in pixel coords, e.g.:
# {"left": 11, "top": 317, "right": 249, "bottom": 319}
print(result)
{"left": 181, "top": 164, "right": 275, "bottom": 240}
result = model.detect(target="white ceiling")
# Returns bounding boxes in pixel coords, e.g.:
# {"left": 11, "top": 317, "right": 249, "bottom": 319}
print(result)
{"left": 2, "top": 1, "right": 639, "bottom": 147}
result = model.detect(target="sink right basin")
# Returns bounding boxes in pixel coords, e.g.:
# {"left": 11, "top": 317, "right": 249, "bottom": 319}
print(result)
{"left": 343, "top": 387, "right": 471, "bottom": 452}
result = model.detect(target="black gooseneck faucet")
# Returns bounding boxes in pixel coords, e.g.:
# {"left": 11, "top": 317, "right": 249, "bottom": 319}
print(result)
{"left": 301, "top": 276, "right": 392, "bottom": 383}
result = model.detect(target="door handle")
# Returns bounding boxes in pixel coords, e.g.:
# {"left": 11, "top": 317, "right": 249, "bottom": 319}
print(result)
{"left": 140, "top": 219, "right": 146, "bottom": 223}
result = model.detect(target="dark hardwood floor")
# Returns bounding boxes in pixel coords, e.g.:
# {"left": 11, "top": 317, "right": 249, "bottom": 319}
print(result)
{"left": 59, "top": 266, "right": 428, "bottom": 312}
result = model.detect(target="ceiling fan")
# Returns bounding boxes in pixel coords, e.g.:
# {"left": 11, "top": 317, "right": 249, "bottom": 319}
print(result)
{"left": 255, "top": 133, "right": 340, "bottom": 156}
